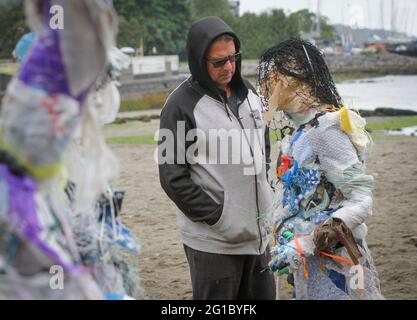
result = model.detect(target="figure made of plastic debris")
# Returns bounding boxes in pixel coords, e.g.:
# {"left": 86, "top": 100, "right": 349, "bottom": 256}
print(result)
{"left": 0, "top": 0, "right": 140, "bottom": 300}
{"left": 257, "top": 39, "right": 384, "bottom": 300}
{"left": 63, "top": 46, "right": 142, "bottom": 300}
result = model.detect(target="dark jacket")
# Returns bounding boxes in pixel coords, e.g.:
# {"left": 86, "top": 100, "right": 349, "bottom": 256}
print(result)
{"left": 158, "top": 17, "right": 273, "bottom": 255}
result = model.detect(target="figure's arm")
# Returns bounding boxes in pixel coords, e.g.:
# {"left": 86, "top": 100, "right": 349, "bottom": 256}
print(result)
{"left": 311, "top": 126, "right": 374, "bottom": 230}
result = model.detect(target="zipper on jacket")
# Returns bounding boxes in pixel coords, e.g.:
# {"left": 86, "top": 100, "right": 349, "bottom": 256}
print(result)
{"left": 247, "top": 98, "right": 265, "bottom": 157}
{"left": 224, "top": 104, "right": 233, "bottom": 122}
{"left": 192, "top": 80, "right": 264, "bottom": 253}
{"left": 232, "top": 102, "right": 263, "bottom": 254}
{"left": 219, "top": 93, "right": 264, "bottom": 255}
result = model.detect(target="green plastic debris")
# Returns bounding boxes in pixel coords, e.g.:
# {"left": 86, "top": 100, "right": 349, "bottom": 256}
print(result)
{"left": 282, "top": 231, "right": 294, "bottom": 239}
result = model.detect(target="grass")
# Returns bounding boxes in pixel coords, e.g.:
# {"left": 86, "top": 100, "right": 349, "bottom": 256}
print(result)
{"left": 0, "top": 61, "right": 18, "bottom": 76}
{"left": 367, "top": 117, "right": 417, "bottom": 141}
{"left": 369, "top": 131, "right": 417, "bottom": 141}
{"left": 365, "top": 116, "right": 417, "bottom": 131}
{"left": 104, "top": 121, "right": 144, "bottom": 131}
{"left": 120, "top": 92, "right": 169, "bottom": 112}
{"left": 108, "top": 68, "right": 417, "bottom": 146}
{"left": 268, "top": 116, "right": 417, "bottom": 144}
{"left": 106, "top": 135, "right": 156, "bottom": 145}
{"left": 105, "top": 116, "right": 417, "bottom": 146}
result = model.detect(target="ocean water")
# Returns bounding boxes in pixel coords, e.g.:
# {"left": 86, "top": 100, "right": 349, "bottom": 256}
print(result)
{"left": 337, "top": 75, "right": 417, "bottom": 112}
{"left": 387, "top": 125, "right": 417, "bottom": 136}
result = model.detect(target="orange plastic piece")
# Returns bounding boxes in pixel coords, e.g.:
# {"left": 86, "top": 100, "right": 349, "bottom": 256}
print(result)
{"left": 294, "top": 237, "right": 309, "bottom": 279}
{"left": 277, "top": 155, "right": 294, "bottom": 179}
{"left": 319, "top": 250, "right": 355, "bottom": 266}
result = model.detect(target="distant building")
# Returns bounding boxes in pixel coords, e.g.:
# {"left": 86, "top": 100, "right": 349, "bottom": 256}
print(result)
{"left": 228, "top": 0, "right": 240, "bottom": 17}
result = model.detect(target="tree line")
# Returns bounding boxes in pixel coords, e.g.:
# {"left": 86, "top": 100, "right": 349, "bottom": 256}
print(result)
{"left": 0, "top": 0, "right": 335, "bottom": 60}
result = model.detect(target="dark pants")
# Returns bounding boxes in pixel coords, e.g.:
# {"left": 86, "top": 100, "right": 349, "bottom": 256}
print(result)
{"left": 183, "top": 244, "right": 276, "bottom": 300}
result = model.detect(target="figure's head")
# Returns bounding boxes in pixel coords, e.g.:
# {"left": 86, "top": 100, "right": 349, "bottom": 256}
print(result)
{"left": 205, "top": 34, "right": 239, "bottom": 91}
{"left": 258, "top": 39, "right": 342, "bottom": 115}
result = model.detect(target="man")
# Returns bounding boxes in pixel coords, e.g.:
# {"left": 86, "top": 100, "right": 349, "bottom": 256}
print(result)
{"left": 158, "top": 16, "right": 275, "bottom": 300}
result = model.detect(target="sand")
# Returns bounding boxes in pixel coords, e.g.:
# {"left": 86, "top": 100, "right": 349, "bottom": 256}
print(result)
{"left": 111, "top": 133, "right": 417, "bottom": 300}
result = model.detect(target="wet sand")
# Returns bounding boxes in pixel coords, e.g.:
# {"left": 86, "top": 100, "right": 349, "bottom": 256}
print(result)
{"left": 111, "top": 134, "right": 417, "bottom": 300}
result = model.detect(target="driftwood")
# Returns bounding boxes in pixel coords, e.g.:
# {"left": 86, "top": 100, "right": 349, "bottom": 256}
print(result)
{"left": 313, "top": 217, "right": 362, "bottom": 265}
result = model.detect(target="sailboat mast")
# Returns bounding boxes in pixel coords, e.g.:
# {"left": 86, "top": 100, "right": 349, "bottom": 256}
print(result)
{"left": 391, "top": 0, "right": 395, "bottom": 36}
{"left": 316, "top": 0, "right": 321, "bottom": 38}
{"left": 380, "top": 0, "right": 384, "bottom": 31}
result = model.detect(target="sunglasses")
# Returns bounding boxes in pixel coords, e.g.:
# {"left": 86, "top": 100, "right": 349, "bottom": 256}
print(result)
{"left": 206, "top": 52, "right": 241, "bottom": 68}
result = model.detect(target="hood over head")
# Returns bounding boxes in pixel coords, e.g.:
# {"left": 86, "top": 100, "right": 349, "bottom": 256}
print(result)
{"left": 186, "top": 16, "right": 246, "bottom": 100}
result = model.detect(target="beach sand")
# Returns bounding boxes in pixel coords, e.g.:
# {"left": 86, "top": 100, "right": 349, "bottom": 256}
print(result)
{"left": 111, "top": 133, "right": 417, "bottom": 300}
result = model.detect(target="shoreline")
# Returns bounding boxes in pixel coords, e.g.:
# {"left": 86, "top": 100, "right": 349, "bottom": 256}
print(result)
{"left": 111, "top": 133, "right": 417, "bottom": 299}
{"left": 113, "top": 109, "right": 417, "bottom": 125}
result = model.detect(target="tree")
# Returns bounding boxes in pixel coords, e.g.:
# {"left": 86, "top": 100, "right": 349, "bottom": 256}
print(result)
{"left": 288, "top": 9, "right": 335, "bottom": 39}
{"left": 319, "top": 16, "right": 336, "bottom": 39}
{"left": 191, "top": 0, "right": 229, "bottom": 20}
{"left": 118, "top": 16, "right": 146, "bottom": 51}
{"left": 288, "top": 9, "right": 315, "bottom": 36}
{"left": 268, "top": 9, "right": 299, "bottom": 45}
{"left": 114, "top": 0, "right": 191, "bottom": 56}
{"left": 235, "top": 9, "right": 299, "bottom": 60}
{"left": 234, "top": 13, "right": 266, "bottom": 59}
{"left": 0, "top": 0, "right": 28, "bottom": 59}
{"left": 104, "top": 2, "right": 338, "bottom": 59}
{"left": 114, "top": 0, "right": 141, "bottom": 19}
{"left": 141, "top": 0, "right": 191, "bottom": 55}
{"left": 190, "top": 0, "right": 235, "bottom": 26}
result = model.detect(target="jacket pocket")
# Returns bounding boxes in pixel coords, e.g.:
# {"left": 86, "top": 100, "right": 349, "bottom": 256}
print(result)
{"left": 209, "top": 190, "right": 259, "bottom": 244}
{"left": 209, "top": 191, "right": 227, "bottom": 229}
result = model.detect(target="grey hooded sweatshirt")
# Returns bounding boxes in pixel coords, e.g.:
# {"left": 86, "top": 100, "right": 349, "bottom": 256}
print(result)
{"left": 158, "top": 16, "right": 273, "bottom": 255}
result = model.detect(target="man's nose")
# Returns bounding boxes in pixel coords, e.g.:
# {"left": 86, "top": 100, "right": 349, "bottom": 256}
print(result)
{"left": 223, "top": 59, "right": 233, "bottom": 70}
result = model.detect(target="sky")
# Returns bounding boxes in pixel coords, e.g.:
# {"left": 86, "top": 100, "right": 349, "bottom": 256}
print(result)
{"left": 239, "top": 0, "right": 417, "bottom": 37}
